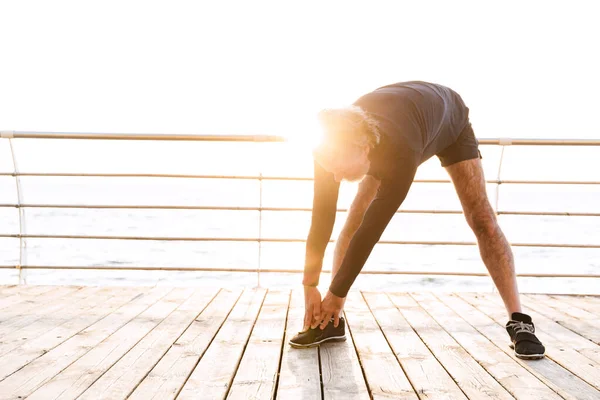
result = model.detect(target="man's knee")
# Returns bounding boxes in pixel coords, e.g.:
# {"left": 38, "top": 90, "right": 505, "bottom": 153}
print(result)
{"left": 466, "top": 207, "right": 498, "bottom": 238}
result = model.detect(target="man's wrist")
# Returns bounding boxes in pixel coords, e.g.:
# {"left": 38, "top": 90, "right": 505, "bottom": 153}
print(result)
{"left": 302, "top": 262, "right": 321, "bottom": 287}
{"left": 302, "top": 277, "right": 319, "bottom": 287}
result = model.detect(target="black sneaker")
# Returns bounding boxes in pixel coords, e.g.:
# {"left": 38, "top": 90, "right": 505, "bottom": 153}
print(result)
{"left": 506, "top": 312, "right": 545, "bottom": 360}
{"left": 289, "top": 317, "right": 347, "bottom": 348}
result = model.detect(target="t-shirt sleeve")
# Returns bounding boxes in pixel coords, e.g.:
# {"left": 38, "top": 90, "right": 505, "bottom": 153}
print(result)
{"left": 303, "top": 159, "right": 340, "bottom": 285}
{"left": 328, "top": 154, "right": 418, "bottom": 297}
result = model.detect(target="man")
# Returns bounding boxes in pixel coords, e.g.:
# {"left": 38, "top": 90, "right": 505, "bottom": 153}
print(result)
{"left": 289, "top": 81, "right": 545, "bottom": 360}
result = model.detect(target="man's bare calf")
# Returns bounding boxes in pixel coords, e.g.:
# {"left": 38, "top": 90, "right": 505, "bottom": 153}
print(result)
{"left": 445, "top": 157, "right": 522, "bottom": 316}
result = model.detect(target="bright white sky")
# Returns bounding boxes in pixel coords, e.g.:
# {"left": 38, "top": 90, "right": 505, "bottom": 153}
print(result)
{"left": 1, "top": 0, "right": 599, "bottom": 141}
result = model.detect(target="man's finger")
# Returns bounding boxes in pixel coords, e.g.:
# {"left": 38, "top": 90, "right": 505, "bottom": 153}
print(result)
{"left": 320, "top": 312, "right": 332, "bottom": 329}
{"left": 303, "top": 311, "right": 311, "bottom": 332}
{"left": 311, "top": 306, "right": 321, "bottom": 329}
{"left": 315, "top": 310, "right": 327, "bottom": 329}
{"left": 334, "top": 313, "right": 340, "bottom": 328}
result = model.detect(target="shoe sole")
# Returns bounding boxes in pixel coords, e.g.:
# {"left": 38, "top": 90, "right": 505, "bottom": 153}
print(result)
{"left": 509, "top": 343, "right": 545, "bottom": 360}
{"left": 289, "top": 335, "right": 347, "bottom": 349}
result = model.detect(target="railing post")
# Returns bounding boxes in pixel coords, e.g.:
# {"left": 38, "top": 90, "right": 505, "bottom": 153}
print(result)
{"left": 257, "top": 171, "right": 263, "bottom": 288}
{"left": 6, "top": 136, "right": 28, "bottom": 284}
{"left": 492, "top": 140, "right": 509, "bottom": 293}
{"left": 495, "top": 138, "right": 512, "bottom": 212}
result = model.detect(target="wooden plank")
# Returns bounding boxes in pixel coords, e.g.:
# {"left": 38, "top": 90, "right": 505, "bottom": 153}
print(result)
{"left": 0, "top": 287, "right": 99, "bottom": 354}
{"left": 474, "top": 292, "right": 600, "bottom": 390}
{"left": 0, "top": 286, "right": 146, "bottom": 381}
{"left": 0, "top": 284, "right": 57, "bottom": 297}
{"left": 275, "top": 289, "right": 321, "bottom": 399}
{"left": 128, "top": 289, "right": 242, "bottom": 400}
{"left": 411, "top": 292, "right": 563, "bottom": 400}
{"left": 454, "top": 292, "right": 600, "bottom": 400}
{"left": 320, "top": 334, "right": 370, "bottom": 400}
{"left": 55, "top": 288, "right": 215, "bottom": 399}
{"left": 227, "top": 290, "right": 291, "bottom": 400}
{"left": 551, "top": 295, "right": 600, "bottom": 358}
{"left": 523, "top": 294, "right": 600, "bottom": 345}
{"left": 535, "top": 294, "right": 598, "bottom": 321}
{"left": 321, "top": 302, "right": 370, "bottom": 400}
{"left": 573, "top": 295, "right": 600, "bottom": 306}
{"left": 0, "top": 286, "right": 171, "bottom": 399}
{"left": 551, "top": 295, "right": 600, "bottom": 315}
{"left": 0, "top": 285, "right": 51, "bottom": 299}
{"left": 343, "top": 291, "right": 418, "bottom": 400}
{"left": 0, "top": 288, "right": 141, "bottom": 380}
{"left": 0, "top": 285, "right": 62, "bottom": 311}
{"left": 0, "top": 286, "right": 83, "bottom": 331}
{"left": 28, "top": 287, "right": 206, "bottom": 400}
{"left": 0, "top": 285, "right": 18, "bottom": 294}
{"left": 382, "top": 293, "right": 512, "bottom": 400}
{"left": 177, "top": 288, "right": 267, "bottom": 400}
{"left": 364, "top": 292, "right": 466, "bottom": 399}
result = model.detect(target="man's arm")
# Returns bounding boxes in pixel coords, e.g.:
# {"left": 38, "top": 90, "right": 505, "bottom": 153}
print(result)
{"left": 332, "top": 176, "right": 380, "bottom": 278}
{"left": 329, "top": 160, "right": 418, "bottom": 297}
{"left": 303, "top": 160, "right": 340, "bottom": 286}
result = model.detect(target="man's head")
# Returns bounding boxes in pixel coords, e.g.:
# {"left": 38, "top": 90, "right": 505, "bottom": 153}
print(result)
{"left": 313, "top": 106, "right": 380, "bottom": 182}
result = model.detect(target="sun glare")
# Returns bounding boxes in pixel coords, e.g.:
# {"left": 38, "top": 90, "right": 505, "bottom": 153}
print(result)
{"left": 281, "top": 115, "right": 325, "bottom": 153}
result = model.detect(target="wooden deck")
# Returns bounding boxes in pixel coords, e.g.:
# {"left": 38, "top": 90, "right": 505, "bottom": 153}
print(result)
{"left": 0, "top": 285, "right": 599, "bottom": 399}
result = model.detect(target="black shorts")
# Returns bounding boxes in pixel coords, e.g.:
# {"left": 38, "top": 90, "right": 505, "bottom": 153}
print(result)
{"left": 436, "top": 121, "right": 482, "bottom": 167}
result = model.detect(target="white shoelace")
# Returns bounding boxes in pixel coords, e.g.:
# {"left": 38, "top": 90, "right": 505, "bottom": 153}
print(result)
{"left": 507, "top": 320, "right": 535, "bottom": 335}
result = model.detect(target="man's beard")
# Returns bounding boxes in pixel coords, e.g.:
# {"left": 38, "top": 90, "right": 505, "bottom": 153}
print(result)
{"left": 344, "top": 163, "right": 369, "bottom": 182}
{"left": 345, "top": 173, "right": 366, "bottom": 182}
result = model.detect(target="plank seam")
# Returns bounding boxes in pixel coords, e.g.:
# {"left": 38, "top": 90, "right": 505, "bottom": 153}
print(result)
{"left": 222, "top": 289, "right": 268, "bottom": 399}
{"left": 123, "top": 288, "right": 223, "bottom": 399}
{"left": 173, "top": 289, "right": 244, "bottom": 399}
{"left": 360, "top": 291, "right": 414, "bottom": 399}
{"left": 317, "top": 345, "right": 325, "bottom": 400}
{"left": 343, "top": 296, "right": 374, "bottom": 400}
{"left": 413, "top": 292, "right": 519, "bottom": 399}
{"left": 0, "top": 287, "right": 100, "bottom": 361}
{"left": 56, "top": 288, "right": 194, "bottom": 400}
{"left": 457, "top": 292, "right": 600, "bottom": 393}
{"left": 13, "top": 287, "right": 174, "bottom": 398}
{"left": 522, "top": 294, "right": 599, "bottom": 346}
{"left": 438, "top": 293, "right": 566, "bottom": 398}
{"left": 387, "top": 293, "right": 471, "bottom": 399}
{"left": 271, "top": 289, "right": 292, "bottom": 400}
{"left": 0, "top": 287, "right": 159, "bottom": 384}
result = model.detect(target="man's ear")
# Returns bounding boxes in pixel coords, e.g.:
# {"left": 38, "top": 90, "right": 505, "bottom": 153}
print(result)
{"left": 360, "top": 143, "right": 370, "bottom": 158}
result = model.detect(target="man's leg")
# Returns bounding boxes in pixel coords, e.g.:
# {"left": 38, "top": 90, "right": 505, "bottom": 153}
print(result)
{"left": 332, "top": 175, "right": 380, "bottom": 315}
{"left": 444, "top": 158, "right": 522, "bottom": 316}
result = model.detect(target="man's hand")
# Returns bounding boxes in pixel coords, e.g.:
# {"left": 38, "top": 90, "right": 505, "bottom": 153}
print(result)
{"left": 303, "top": 286, "right": 322, "bottom": 331}
{"left": 319, "top": 290, "right": 345, "bottom": 329}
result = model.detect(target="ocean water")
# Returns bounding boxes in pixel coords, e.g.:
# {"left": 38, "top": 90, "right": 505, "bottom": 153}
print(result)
{"left": 0, "top": 138, "right": 598, "bottom": 294}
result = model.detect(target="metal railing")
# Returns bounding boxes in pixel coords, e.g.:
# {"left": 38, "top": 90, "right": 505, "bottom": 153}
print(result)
{"left": 1, "top": 130, "right": 599, "bottom": 285}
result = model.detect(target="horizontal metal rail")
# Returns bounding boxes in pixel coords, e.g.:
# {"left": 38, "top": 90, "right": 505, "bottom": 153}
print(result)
{"left": 0, "top": 131, "right": 286, "bottom": 142}
{"left": 477, "top": 138, "right": 600, "bottom": 146}
{"left": 0, "top": 233, "right": 598, "bottom": 248}
{"left": 2, "top": 131, "right": 600, "bottom": 145}
{"left": 0, "top": 172, "right": 598, "bottom": 186}
{"left": 0, "top": 204, "right": 598, "bottom": 217}
{"left": 1, "top": 131, "right": 598, "bottom": 287}
{"left": 0, "top": 264, "right": 596, "bottom": 279}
